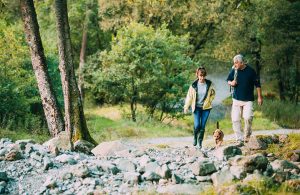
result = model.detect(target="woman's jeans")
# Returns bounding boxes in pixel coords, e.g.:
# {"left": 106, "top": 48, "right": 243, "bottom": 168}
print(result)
{"left": 193, "top": 107, "right": 210, "bottom": 145}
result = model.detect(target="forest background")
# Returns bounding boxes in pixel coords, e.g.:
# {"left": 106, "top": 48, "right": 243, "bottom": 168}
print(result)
{"left": 0, "top": 0, "right": 299, "bottom": 143}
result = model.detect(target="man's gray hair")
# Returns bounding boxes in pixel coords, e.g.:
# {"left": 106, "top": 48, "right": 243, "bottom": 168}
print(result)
{"left": 233, "top": 54, "right": 244, "bottom": 63}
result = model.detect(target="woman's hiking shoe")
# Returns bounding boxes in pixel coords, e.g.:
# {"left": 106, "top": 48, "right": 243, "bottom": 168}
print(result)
{"left": 193, "top": 134, "right": 197, "bottom": 146}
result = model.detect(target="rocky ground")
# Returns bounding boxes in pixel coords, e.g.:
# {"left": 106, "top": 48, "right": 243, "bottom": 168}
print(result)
{"left": 0, "top": 129, "right": 300, "bottom": 195}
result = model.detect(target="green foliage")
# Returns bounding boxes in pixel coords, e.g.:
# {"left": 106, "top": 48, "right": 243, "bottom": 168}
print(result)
{"left": 46, "top": 55, "right": 64, "bottom": 107}
{"left": 0, "top": 21, "right": 45, "bottom": 131}
{"left": 261, "top": 0, "right": 300, "bottom": 102}
{"left": 85, "top": 22, "right": 194, "bottom": 120}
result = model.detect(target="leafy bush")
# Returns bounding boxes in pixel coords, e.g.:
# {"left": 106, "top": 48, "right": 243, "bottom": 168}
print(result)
{"left": 84, "top": 22, "right": 195, "bottom": 121}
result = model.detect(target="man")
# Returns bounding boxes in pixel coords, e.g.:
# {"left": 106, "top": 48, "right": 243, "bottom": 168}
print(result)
{"left": 227, "top": 54, "right": 263, "bottom": 146}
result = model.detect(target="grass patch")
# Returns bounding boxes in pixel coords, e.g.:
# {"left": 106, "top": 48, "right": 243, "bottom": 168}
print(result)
{"left": 0, "top": 128, "right": 49, "bottom": 143}
{"left": 266, "top": 133, "right": 300, "bottom": 160}
{"left": 85, "top": 106, "right": 191, "bottom": 143}
{"left": 256, "top": 99, "right": 300, "bottom": 128}
{"left": 85, "top": 103, "right": 282, "bottom": 143}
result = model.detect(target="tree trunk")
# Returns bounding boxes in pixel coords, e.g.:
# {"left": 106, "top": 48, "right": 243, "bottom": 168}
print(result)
{"left": 276, "top": 60, "right": 285, "bottom": 101}
{"left": 20, "top": 0, "right": 64, "bottom": 137}
{"left": 130, "top": 77, "right": 137, "bottom": 122}
{"left": 54, "top": 0, "right": 96, "bottom": 148}
{"left": 78, "top": 8, "right": 89, "bottom": 103}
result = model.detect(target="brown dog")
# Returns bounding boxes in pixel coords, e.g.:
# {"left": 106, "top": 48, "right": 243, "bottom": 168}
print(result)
{"left": 213, "top": 122, "right": 224, "bottom": 148}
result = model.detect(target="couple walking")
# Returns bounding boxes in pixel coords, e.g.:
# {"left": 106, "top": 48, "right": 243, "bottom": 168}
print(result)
{"left": 184, "top": 54, "right": 263, "bottom": 149}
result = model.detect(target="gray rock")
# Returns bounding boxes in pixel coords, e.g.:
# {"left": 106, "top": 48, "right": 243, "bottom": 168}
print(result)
{"left": 73, "top": 165, "right": 90, "bottom": 178}
{"left": 123, "top": 172, "right": 140, "bottom": 184}
{"left": 271, "top": 171, "right": 290, "bottom": 183}
{"left": 30, "top": 151, "right": 43, "bottom": 162}
{"left": 213, "top": 145, "right": 242, "bottom": 160}
{"left": 230, "top": 153, "right": 269, "bottom": 173}
{"left": 43, "top": 177, "right": 57, "bottom": 188}
{"left": 196, "top": 175, "right": 211, "bottom": 182}
{"left": 278, "top": 134, "right": 289, "bottom": 143}
{"left": 43, "top": 156, "right": 53, "bottom": 170}
{"left": 96, "top": 161, "right": 120, "bottom": 175}
{"left": 61, "top": 172, "right": 73, "bottom": 180}
{"left": 116, "top": 159, "right": 136, "bottom": 172}
{"left": 91, "top": 140, "right": 131, "bottom": 157}
{"left": 0, "top": 149, "right": 7, "bottom": 157}
{"left": 157, "top": 164, "right": 172, "bottom": 179}
{"left": 243, "top": 171, "right": 264, "bottom": 182}
{"left": 230, "top": 165, "right": 246, "bottom": 179}
{"left": 211, "top": 168, "right": 234, "bottom": 186}
{"left": 55, "top": 154, "right": 77, "bottom": 164}
{"left": 74, "top": 140, "right": 95, "bottom": 154}
{"left": 144, "top": 161, "right": 160, "bottom": 173}
{"left": 0, "top": 181, "right": 6, "bottom": 188}
{"left": 43, "top": 131, "right": 71, "bottom": 150}
{"left": 5, "top": 149, "right": 22, "bottom": 161}
{"left": 142, "top": 171, "right": 161, "bottom": 181}
{"left": 246, "top": 135, "right": 267, "bottom": 150}
{"left": 0, "top": 186, "right": 5, "bottom": 194}
{"left": 190, "top": 159, "right": 217, "bottom": 176}
{"left": 138, "top": 154, "right": 151, "bottom": 167}
{"left": 172, "top": 173, "right": 184, "bottom": 184}
{"left": 25, "top": 144, "right": 34, "bottom": 155}
{"left": 271, "top": 160, "right": 300, "bottom": 172}
{"left": 16, "top": 139, "right": 35, "bottom": 145}
{"left": 0, "top": 172, "right": 8, "bottom": 182}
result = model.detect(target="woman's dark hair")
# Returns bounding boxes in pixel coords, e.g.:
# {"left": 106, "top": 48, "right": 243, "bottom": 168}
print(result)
{"left": 196, "top": 66, "right": 207, "bottom": 77}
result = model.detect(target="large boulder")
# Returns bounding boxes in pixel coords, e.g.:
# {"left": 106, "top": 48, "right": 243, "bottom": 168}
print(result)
{"left": 91, "top": 140, "right": 131, "bottom": 157}
{"left": 74, "top": 140, "right": 95, "bottom": 154}
{"left": 43, "top": 131, "right": 70, "bottom": 151}
{"left": 246, "top": 135, "right": 279, "bottom": 150}
{"left": 271, "top": 160, "right": 300, "bottom": 172}
{"left": 229, "top": 153, "right": 269, "bottom": 173}
{"left": 213, "top": 145, "right": 242, "bottom": 160}
{"left": 190, "top": 159, "right": 217, "bottom": 176}
{"left": 211, "top": 167, "right": 234, "bottom": 186}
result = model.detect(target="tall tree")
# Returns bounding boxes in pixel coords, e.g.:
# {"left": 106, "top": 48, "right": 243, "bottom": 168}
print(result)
{"left": 53, "top": 0, "right": 96, "bottom": 147}
{"left": 78, "top": 4, "right": 92, "bottom": 103}
{"left": 20, "top": 0, "right": 64, "bottom": 137}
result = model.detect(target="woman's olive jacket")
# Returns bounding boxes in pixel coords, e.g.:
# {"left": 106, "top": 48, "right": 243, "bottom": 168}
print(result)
{"left": 184, "top": 79, "right": 216, "bottom": 113}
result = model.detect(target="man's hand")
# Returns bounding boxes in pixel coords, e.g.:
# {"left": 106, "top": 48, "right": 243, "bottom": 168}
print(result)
{"left": 258, "top": 96, "right": 263, "bottom": 106}
{"left": 228, "top": 80, "right": 237, "bottom": 87}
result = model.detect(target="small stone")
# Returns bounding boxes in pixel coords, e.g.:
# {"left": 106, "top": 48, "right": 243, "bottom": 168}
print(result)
{"left": 0, "top": 172, "right": 8, "bottom": 182}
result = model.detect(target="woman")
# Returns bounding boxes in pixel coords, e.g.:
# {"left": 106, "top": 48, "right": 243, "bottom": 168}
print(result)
{"left": 184, "top": 67, "right": 216, "bottom": 149}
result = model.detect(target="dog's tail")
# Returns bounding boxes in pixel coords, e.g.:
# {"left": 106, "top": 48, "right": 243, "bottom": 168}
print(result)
{"left": 217, "top": 121, "right": 219, "bottom": 129}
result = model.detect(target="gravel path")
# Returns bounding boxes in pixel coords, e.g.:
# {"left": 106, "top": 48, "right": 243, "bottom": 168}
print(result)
{"left": 125, "top": 129, "right": 300, "bottom": 148}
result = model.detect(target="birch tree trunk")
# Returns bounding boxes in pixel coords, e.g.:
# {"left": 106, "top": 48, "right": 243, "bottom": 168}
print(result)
{"left": 20, "top": 0, "right": 64, "bottom": 137}
{"left": 54, "top": 0, "right": 96, "bottom": 148}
